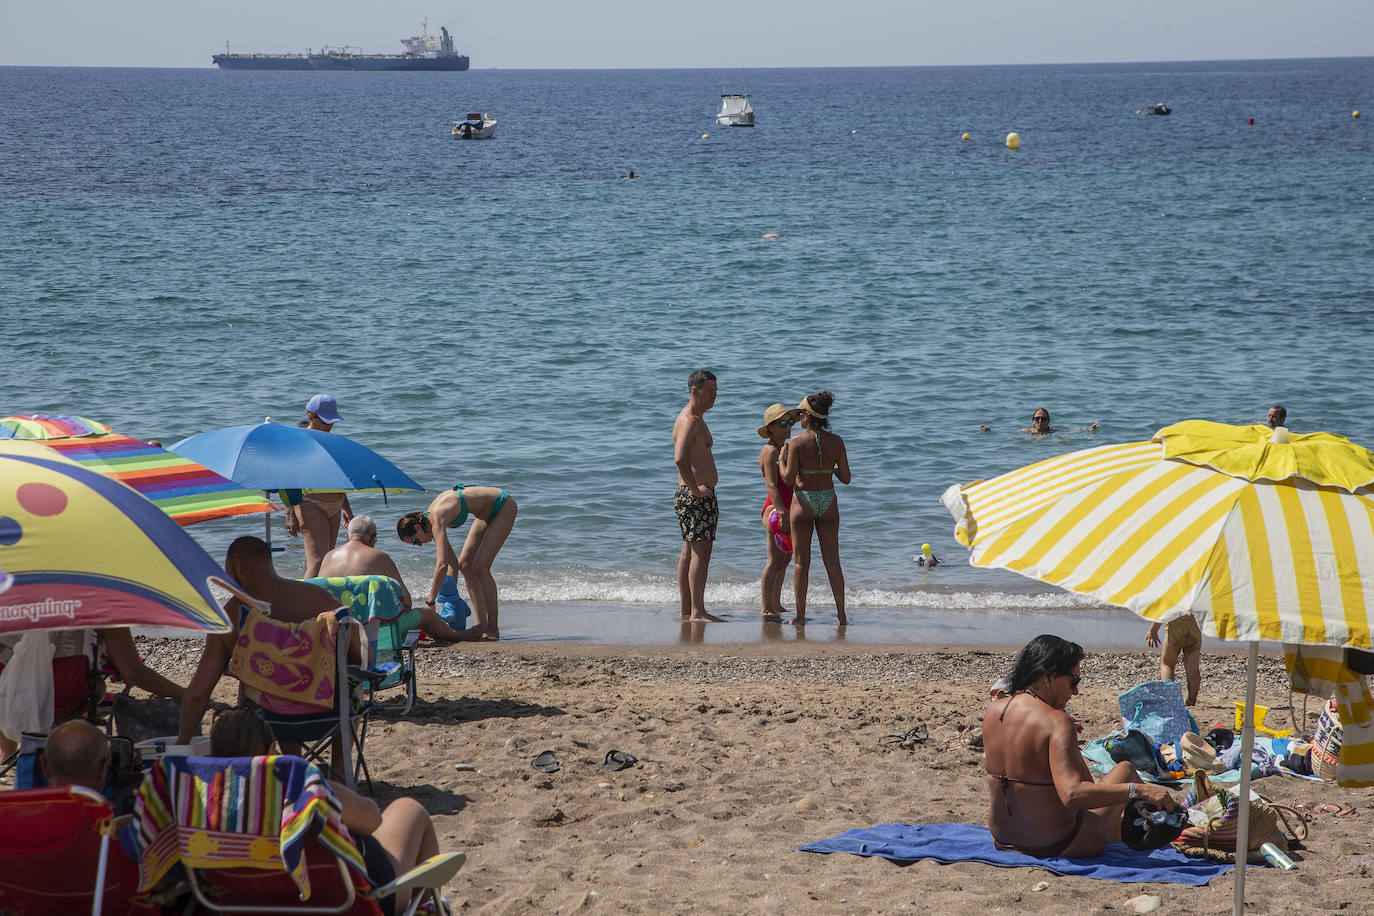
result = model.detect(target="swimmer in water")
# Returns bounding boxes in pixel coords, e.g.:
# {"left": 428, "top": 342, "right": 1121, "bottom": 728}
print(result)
{"left": 760, "top": 233, "right": 781, "bottom": 239}
{"left": 980, "top": 409, "right": 1099, "bottom": 436}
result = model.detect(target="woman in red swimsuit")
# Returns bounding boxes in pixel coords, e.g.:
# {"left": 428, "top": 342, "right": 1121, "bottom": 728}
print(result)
{"left": 983, "top": 635, "right": 1176, "bottom": 858}
{"left": 757, "top": 403, "right": 798, "bottom": 621}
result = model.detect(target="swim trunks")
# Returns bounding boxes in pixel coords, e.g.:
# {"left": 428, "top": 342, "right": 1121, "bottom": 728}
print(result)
{"left": 674, "top": 485, "right": 718, "bottom": 542}
{"left": 1165, "top": 615, "right": 1202, "bottom": 652}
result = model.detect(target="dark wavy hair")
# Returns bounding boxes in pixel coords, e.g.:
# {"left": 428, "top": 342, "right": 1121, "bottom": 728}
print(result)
{"left": 802, "top": 390, "right": 834, "bottom": 431}
{"left": 396, "top": 511, "right": 429, "bottom": 542}
{"left": 1006, "top": 635, "right": 1084, "bottom": 693}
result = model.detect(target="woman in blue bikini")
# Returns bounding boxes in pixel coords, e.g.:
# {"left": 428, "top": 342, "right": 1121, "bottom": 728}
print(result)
{"left": 396, "top": 486, "right": 517, "bottom": 640}
{"left": 779, "top": 391, "right": 851, "bottom": 626}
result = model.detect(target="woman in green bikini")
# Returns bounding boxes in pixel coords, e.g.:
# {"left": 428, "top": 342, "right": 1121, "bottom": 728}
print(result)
{"left": 396, "top": 486, "right": 517, "bottom": 640}
{"left": 779, "top": 391, "right": 850, "bottom": 626}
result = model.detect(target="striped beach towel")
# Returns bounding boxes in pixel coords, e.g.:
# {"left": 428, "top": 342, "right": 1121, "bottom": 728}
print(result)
{"left": 129, "top": 754, "right": 366, "bottom": 899}
{"left": 1284, "top": 644, "right": 1374, "bottom": 787}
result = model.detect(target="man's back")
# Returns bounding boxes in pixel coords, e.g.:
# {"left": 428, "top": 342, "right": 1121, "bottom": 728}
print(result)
{"left": 319, "top": 540, "right": 396, "bottom": 580}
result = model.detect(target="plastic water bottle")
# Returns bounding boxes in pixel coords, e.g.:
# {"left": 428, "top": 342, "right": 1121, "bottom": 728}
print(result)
{"left": 1259, "top": 842, "right": 1295, "bottom": 869}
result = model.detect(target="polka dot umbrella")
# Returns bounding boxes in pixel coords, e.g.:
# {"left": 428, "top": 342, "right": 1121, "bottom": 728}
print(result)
{"left": 0, "top": 440, "right": 237, "bottom": 636}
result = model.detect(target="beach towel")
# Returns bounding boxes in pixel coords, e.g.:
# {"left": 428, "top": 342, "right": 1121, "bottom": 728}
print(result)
{"left": 128, "top": 754, "right": 366, "bottom": 899}
{"left": 229, "top": 608, "right": 338, "bottom": 712}
{"left": 798, "top": 823, "right": 1231, "bottom": 885}
{"left": 1284, "top": 644, "right": 1374, "bottom": 787}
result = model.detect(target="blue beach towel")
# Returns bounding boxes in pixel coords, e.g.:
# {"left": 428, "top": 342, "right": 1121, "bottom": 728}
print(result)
{"left": 798, "top": 823, "right": 1231, "bottom": 886}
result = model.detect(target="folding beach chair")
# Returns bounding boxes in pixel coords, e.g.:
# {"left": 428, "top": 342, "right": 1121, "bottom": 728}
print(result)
{"left": 0, "top": 784, "right": 158, "bottom": 916}
{"left": 128, "top": 754, "right": 465, "bottom": 916}
{"left": 304, "top": 575, "right": 421, "bottom": 716}
{"left": 229, "top": 606, "right": 375, "bottom": 791}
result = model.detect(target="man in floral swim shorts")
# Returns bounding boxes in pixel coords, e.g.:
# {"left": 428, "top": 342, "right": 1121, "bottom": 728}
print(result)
{"left": 673, "top": 370, "right": 723, "bottom": 622}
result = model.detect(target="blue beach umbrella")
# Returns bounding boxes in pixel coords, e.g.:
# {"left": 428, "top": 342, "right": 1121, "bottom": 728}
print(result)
{"left": 169, "top": 423, "right": 423, "bottom": 494}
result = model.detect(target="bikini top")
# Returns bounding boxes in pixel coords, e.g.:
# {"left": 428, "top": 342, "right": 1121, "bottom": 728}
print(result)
{"left": 448, "top": 485, "right": 471, "bottom": 528}
{"left": 800, "top": 430, "right": 832, "bottom": 475}
{"left": 987, "top": 693, "right": 1056, "bottom": 813}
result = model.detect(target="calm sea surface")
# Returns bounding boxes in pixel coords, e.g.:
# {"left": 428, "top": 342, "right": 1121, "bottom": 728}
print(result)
{"left": 3, "top": 60, "right": 1372, "bottom": 643}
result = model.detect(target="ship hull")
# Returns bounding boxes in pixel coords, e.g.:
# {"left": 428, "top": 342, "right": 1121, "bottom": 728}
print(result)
{"left": 213, "top": 55, "right": 469, "bottom": 71}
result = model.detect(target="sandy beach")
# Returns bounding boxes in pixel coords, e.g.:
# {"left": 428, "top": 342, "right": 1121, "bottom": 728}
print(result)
{"left": 135, "top": 637, "right": 1374, "bottom": 914}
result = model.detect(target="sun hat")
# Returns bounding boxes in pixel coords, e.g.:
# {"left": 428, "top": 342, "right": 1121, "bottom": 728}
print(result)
{"left": 1179, "top": 731, "right": 1222, "bottom": 774}
{"left": 758, "top": 403, "right": 799, "bottom": 438}
{"left": 306, "top": 393, "right": 342, "bottom": 423}
{"left": 797, "top": 396, "right": 828, "bottom": 419}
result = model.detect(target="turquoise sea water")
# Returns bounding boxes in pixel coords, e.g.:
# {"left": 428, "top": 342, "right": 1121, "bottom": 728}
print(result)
{"left": 3, "top": 59, "right": 1372, "bottom": 642}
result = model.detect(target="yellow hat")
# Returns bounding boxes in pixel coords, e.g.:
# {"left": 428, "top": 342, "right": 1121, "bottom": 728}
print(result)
{"left": 798, "top": 395, "right": 828, "bottom": 419}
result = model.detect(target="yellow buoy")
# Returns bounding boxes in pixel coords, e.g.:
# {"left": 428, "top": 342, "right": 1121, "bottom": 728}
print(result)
{"left": 1354, "top": 111, "right": 1361, "bottom": 119}
{"left": 1005, "top": 131, "right": 1020, "bottom": 150}
{"left": 701, "top": 133, "right": 710, "bottom": 139}
{"left": 1136, "top": 110, "right": 1142, "bottom": 115}
{"left": 961, "top": 132, "right": 971, "bottom": 141}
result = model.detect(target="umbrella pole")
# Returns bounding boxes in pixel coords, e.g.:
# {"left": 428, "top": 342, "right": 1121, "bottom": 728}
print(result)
{"left": 1233, "top": 640, "right": 1259, "bottom": 916}
{"left": 263, "top": 491, "right": 273, "bottom": 550}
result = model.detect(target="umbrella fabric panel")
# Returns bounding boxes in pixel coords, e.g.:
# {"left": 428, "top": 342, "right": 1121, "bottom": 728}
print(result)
{"left": 944, "top": 441, "right": 1374, "bottom": 649}
{"left": 0, "top": 447, "right": 232, "bottom": 635}
{"left": 40, "top": 434, "right": 272, "bottom": 526}
{"left": 0, "top": 415, "right": 111, "bottom": 439}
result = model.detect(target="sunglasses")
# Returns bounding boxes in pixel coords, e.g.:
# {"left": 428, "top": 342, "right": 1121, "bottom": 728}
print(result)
{"left": 1065, "top": 673, "right": 1081, "bottom": 689}
{"left": 776, "top": 418, "right": 797, "bottom": 428}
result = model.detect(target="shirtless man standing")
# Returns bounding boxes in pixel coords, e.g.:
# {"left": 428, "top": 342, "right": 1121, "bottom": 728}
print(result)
{"left": 673, "top": 370, "right": 722, "bottom": 622}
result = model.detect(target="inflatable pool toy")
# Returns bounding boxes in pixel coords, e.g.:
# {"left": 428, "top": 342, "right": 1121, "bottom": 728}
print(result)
{"left": 765, "top": 505, "right": 793, "bottom": 553}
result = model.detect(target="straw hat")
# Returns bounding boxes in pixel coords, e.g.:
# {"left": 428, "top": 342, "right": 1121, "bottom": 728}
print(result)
{"left": 758, "top": 403, "right": 799, "bottom": 438}
{"left": 798, "top": 395, "right": 828, "bottom": 419}
{"left": 1179, "top": 731, "right": 1222, "bottom": 774}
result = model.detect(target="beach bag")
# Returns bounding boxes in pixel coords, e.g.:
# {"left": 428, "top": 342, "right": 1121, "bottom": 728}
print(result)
{"left": 1312, "top": 697, "right": 1342, "bottom": 781}
{"left": 1118, "top": 680, "right": 1198, "bottom": 747}
{"left": 1172, "top": 770, "right": 1304, "bottom": 863}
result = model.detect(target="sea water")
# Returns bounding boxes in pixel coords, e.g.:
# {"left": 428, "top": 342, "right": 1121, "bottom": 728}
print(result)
{"left": 3, "top": 60, "right": 1372, "bottom": 645}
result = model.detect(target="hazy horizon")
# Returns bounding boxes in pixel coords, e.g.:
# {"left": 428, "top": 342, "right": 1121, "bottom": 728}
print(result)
{"left": 5, "top": 1, "right": 1373, "bottom": 70}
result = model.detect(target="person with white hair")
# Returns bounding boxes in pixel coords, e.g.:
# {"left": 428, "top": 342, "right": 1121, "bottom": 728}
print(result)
{"left": 318, "top": 516, "right": 481, "bottom": 642}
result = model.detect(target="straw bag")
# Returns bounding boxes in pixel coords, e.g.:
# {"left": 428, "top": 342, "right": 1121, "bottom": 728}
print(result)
{"left": 1312, "top": 697, "right": 1342, "bottom": 782}
{"left": 1171, "top": 770, "right": 1305, "bottom": 864}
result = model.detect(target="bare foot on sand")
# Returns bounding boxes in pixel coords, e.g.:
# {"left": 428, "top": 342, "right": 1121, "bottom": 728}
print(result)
{"left": 679, "top": 612, "right": 725, "bottom": 622}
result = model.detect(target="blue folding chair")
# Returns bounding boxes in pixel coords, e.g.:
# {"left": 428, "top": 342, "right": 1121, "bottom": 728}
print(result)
{"left": 304, "top": 575, "right": 422, "bottom": 716}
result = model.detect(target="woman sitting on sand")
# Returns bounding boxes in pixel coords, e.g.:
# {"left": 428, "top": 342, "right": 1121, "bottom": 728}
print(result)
{"left": 210, "top": 709, "right": 441, "bottom": 916}
{"left": 983, "top": 635, "right": 1176, "bottom": 858}
{"left": 396, "top": 486, "right": 517, "bottom": 640}
{"left": 757, "top": 403, "right": 799, "bottom": 621}
{"left": 779, "top": 391, "right": 850, "bottom": 626}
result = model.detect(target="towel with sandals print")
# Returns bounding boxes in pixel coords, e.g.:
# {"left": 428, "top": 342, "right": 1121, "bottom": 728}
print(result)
{"left": 128, "top": 754, "right": 366, "bottom": 898}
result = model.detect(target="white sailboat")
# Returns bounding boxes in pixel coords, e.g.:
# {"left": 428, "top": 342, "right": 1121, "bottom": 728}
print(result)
{"left": 716, "top": 93, "right": 755, "bottom": 127}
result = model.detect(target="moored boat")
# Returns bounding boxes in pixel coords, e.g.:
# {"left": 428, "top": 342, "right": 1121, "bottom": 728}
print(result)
{"left": 452, "top": 113, "right": 497, "bottom": 139}
{"left": 716, "top": 94, "right": 755, "bottom": 127}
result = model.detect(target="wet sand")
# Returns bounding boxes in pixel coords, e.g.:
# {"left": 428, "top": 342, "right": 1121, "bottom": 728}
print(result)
{"left": 142, "top": 639, "right": 1374, "bottom": 914}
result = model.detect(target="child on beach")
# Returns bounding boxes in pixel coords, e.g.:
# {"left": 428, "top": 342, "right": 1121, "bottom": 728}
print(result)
{"left": 1146, "top": 615, "right": 1203, "bottom": 706}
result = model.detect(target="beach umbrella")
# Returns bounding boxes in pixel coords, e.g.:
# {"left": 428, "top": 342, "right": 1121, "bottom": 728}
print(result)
{"left": 37, "top": 433, "right": 272, "bottom": 526}
{"left": 0, "top": 414, "right": 111, "bottom": 439}
{"left": 942, "top": 420, "right": 1374, "bottom": 915}
{"left": 170, "top": 422, "right": 423, "bottom": 545}
{"left": 0, "top": 567, "right": 10, "bottom": 595}
{"left": 0, "top": 440, "right": 236, "bottom": 635}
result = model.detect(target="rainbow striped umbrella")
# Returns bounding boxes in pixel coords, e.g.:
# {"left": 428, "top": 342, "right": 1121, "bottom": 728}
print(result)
{"left": 944, "top": 420, "right": 1374, "bottom": 914}
{"left": 0, "top": 415, "right": 112, "bottom": 439}
{"left": 0, "top": 441, "right": 234, "bottom": 635}
{"left": 38, "top": 434, "right": 271, "bottom": 526}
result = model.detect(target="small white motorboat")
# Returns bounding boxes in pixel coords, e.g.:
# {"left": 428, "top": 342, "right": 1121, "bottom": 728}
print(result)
{"left": 716, "top": 94, "right": 754, "bottom": 127}
{"left": 452, "top": 113, "right": 497, "bottom": 139}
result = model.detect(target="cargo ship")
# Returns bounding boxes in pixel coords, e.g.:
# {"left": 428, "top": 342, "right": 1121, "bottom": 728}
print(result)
{"left": 213, "top": 21, "right": 469, "bottom": 71}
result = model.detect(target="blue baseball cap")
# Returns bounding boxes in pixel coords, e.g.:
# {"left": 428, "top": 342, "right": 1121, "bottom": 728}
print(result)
{"left": 306, "top": 393, "right": 342, "bottom": 423}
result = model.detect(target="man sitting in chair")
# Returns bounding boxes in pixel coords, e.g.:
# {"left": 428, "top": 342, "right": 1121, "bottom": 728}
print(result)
{"left": 177, "top": 536, "right": 351, "bottom": 745}
{"left": 42, "top": 719, "right": 110, "bottom": 792}
{"left": 319, "top": 515, "right": 481, "bottom": 642}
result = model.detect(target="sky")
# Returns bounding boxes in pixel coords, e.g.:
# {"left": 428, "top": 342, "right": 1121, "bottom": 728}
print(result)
{"left": 3, "top": 1, "right": 1372, "bottom": 69}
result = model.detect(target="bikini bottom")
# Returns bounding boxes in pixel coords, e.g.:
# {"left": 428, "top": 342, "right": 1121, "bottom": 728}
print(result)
{"left": 992, "top": 809, "right": 1084, "bottom": 858}
{"left": 794, "top": 488, "right": 836, "bottom": 516}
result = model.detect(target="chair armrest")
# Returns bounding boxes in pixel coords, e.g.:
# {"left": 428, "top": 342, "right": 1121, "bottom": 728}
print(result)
{"left": 368, "top": 851, "right": 466, "bottom": 899}
{"left": 348, "top": 666, "right": 390, "bottom": 687}
{"left": 403, "top": 629, "right": 421, "bottom": 650}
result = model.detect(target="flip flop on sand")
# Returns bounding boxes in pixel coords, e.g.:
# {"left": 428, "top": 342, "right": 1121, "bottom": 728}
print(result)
{"left": 600, "top": 750, "right": 638, "bottom": 771}
{"left": 878, "top": 724, "right": 929, "bottom": 749}
{"left": 531, "top": 751, "right": 560, "bottom": 773}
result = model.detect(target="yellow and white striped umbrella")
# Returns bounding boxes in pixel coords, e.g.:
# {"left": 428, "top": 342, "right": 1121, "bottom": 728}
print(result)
{"left": 942, "top": 420, "right": 1374, "bottom": 649}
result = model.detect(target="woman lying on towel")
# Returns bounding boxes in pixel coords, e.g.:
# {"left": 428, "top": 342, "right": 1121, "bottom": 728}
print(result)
{"left": 211, "top": 709, "right": 441, "bottom": 916}
{"left": 983, "top": 635, "right": 1178, "bottom": 858}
